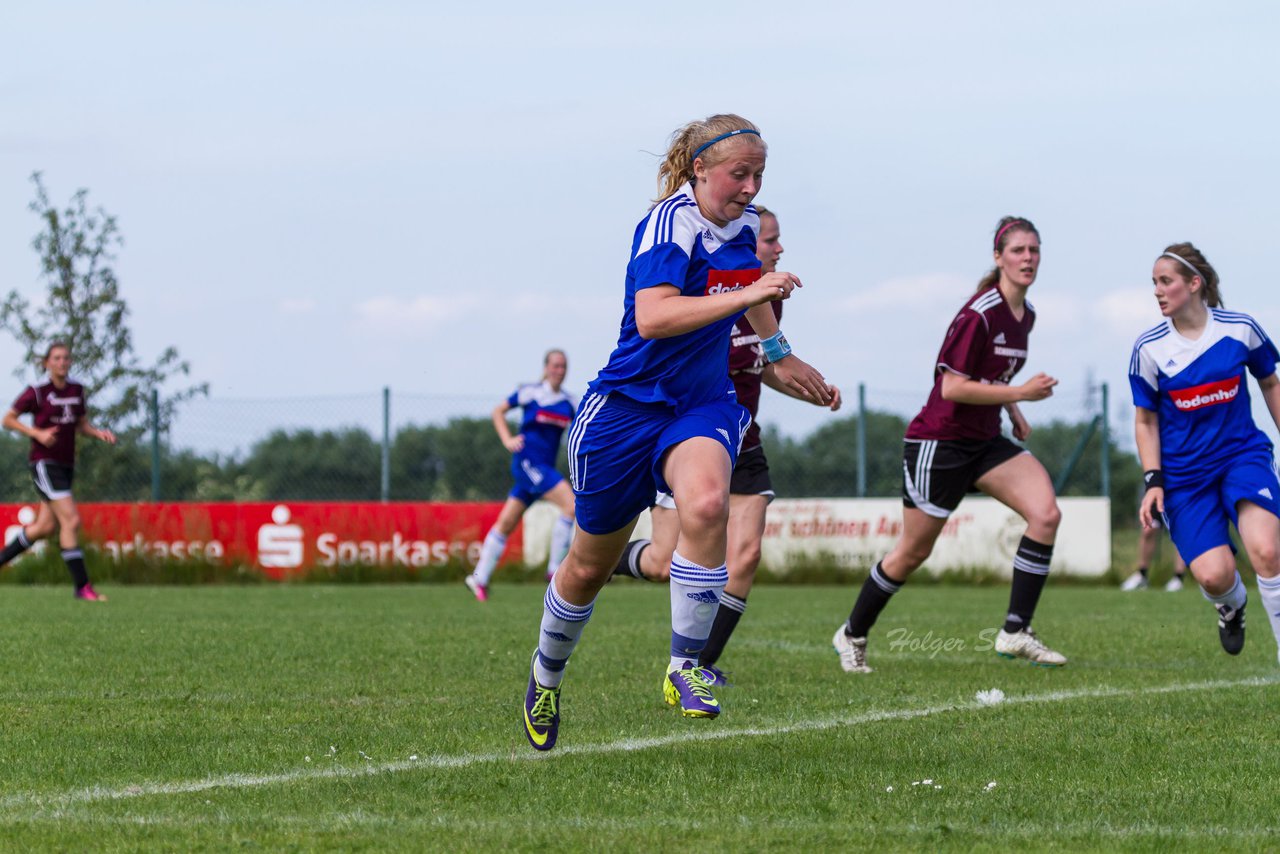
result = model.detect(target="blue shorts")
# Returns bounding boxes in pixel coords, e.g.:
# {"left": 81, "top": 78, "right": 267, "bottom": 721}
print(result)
{"left": 1165, "top": 449, "right": 1280, "bottom": 563}
{"left": 509, "top": 458, "right": 565, "bottom": 505}
{"left": 567, "top": 391, "right": 751, "bottom": 535}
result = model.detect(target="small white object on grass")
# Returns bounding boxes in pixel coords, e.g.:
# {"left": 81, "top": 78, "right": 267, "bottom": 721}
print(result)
{"left": 885, "top": 786, "right": 893, "bottom": 792}
{"left": 985, "top": 781, "right": 998, "bottom": 791}
{"left": 975, "top": 688, "right": 1006, "bottom": 705}
{"left": 410, "top": 754, "right": 419, "bottom": 761}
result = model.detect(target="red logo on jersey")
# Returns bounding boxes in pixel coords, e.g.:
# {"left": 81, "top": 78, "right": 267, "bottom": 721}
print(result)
{"left": 705, "top": 268, "right": 758, "bottom": 295}
{"left": 534, "top": 410, "right": 572, "bottom": 428}
{"left": 1169, "top": 376, "right": 1241, "bottom": 411}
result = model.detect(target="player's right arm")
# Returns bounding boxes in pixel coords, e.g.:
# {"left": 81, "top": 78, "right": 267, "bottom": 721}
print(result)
{"left": 1, "top": 407, "right": 55, "bottom": 447}
{"left": 940, "top": 371, "right": 1057, "bottom": 405}
{"left": 491, "top": 402, "right": 523, "bottom": 454}
{"left": 1134, "top": 406, "right": 1163, "bottom": 529}
{"left": 634, "top": 272, "right": 798, "bottom": 340}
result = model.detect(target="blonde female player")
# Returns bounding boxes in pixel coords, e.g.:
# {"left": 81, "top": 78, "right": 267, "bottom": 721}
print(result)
{"left": 0, "top": 342, "right": 115, "bottom": 600}
{"left": 1132, "top": 243, "right": 1280, "bottom": 661}
{"left": 522, "top": 115, "right": 831, "bottom": 751}
{"left": 833, "top": 216, "right": 1067, "bottom": 673}
{"left": 612, "top": 206, "right": 843, "bottom": 686}
{"left": 464, "top": 349, "right": 576, "bottom": 600}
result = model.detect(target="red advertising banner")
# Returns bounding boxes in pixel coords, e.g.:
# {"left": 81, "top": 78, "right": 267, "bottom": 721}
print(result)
{"left": 0, "top": 502, "right": 518, "bottom": 579}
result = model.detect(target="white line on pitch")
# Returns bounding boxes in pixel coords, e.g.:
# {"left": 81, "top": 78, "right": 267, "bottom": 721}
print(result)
{"left": 2, "top": 674, "right": 1275, "bottom": 813}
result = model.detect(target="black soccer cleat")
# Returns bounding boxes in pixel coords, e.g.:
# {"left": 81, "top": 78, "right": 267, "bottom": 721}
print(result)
{"left": 1216, "top": 604, "right": 1246, "bottom": 655}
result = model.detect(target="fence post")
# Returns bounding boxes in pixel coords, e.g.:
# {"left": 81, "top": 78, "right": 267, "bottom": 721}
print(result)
{"left": 381, "top": 386, "right": 391, "bottom": 502}
{"left": 149, "top": 388, "right": 161, "bottom": 501}
{"left": 857, "top": 383, "right": 867, "bottom": 497}
{"left": 1100, "top": 382, "right": 1110, "bottom": 499}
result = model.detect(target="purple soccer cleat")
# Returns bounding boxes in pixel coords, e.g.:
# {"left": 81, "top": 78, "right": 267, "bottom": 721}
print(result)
{"left": 523, "top": 654, "right": 561, "bottom": 751}
{"left": 663, "top": 661, "right": 721, "bottom": 718}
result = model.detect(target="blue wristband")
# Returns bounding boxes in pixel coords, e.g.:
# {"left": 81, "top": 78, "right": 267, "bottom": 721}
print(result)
{"left": 760, "top": 331, "right": 792, "bottom": 363}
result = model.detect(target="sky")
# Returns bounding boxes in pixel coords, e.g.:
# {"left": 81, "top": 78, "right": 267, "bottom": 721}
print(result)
{"left": 2, "top": 1, "right": 1279, "bottom": 452}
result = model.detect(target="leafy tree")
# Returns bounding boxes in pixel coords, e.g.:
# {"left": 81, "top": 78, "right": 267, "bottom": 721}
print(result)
{"left": 0, "top": 173, "right": 207, "bottom": 496}
{"left": 243, "top": 428, "right": 381, "bottom": 500}
{"left": 390, "top": 418, "right": 510, "bottom": 500}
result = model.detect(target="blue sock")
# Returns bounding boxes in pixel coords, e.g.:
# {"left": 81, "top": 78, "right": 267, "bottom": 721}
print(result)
{"left": 668, "top": 551, "right": 727, "bottom": 671}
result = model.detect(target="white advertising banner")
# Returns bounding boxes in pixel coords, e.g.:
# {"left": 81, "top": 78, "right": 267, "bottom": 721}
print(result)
{"left": 525, "top": 497, "right": 1111, "bottom": 578}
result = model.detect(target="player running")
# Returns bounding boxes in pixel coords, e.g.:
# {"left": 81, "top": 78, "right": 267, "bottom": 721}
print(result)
{"left": 833, "top": 216, "right": 1068, "bottom": 673}
{"left": 0, "top": 342, "right": 115, "bottom": 600}
{"left": 1131, "top": 243, "right": 1280, "bottom": 662}
{"left": 612, "top": 205, "right": 843, "bottom": 686}
{"left": 522, "top": 114, "right": 831, "bottom": 751}
{"left": 464, "top": 349, "right": 576, "bottom": 600}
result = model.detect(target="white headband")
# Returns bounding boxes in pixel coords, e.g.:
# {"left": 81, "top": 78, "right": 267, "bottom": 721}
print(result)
{"left": 1161, "top": 252, "right": 1206, "bottom": 284}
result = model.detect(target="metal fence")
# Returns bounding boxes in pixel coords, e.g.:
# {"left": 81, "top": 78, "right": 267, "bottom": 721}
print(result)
{"left": 0, "top": 382, "right": 1121, "bottom": 507}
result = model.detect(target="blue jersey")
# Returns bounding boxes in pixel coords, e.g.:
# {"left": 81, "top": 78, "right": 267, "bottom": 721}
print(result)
{"left": 589, "top": 182, "right": 762, "bottom": 412}
{"left": 1129, "top": 308, "right": 1279, "bottom": 487}
{"left": 506, "top": 381, "right": 577, "bottom": 467}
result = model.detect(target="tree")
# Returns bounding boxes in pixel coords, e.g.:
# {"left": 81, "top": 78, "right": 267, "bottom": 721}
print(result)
{"left": 0, "top": 173, "right": 207, "bottom": 441}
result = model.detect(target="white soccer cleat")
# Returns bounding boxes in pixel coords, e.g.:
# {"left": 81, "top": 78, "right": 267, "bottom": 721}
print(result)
{"left": 833, "top": 626, "right": 872, "bottom": 673}
{"left": 995, "top": 628, "right": 1066, "bottom": 667}
{"left": 1120, "top": 572, "right": 1149, "bottom": 591}
{"left": 1163, "top": 576, "right": 1184, "bottom": 592}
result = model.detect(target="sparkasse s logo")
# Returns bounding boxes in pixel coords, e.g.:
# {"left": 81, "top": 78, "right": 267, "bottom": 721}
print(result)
{"left": 1169, "top": 376, "right": 1240, "bottom": 411}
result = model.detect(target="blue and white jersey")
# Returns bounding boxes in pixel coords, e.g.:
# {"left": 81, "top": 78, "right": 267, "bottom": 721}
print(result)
{"left": 507, "top": 381, "right": 577, "bottom": 467}
{"left": 1129, "top": 308, "right": 1280, "bottom": 487}
{"left": 589, "top": 182, "right": 762, "bottom": 412}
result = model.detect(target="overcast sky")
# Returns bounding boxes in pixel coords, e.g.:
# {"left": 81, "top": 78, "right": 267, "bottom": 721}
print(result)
{"left": 3, "top": 1, "right": 1278, "bottom": 450}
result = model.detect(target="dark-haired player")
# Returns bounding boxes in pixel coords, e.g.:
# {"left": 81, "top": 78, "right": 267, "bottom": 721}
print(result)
{"left": 833, "top": 216, "right": 1067, "bottom": 672}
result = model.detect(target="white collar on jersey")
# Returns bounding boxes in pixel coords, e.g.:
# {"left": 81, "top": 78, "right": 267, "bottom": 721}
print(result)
{"left": 676, "top": 181, "right": 759, "bottom": 241}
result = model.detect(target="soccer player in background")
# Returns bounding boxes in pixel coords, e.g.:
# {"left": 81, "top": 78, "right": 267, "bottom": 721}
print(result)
{"left": 833, "top": 216, "right": 1068, "bottom": 672}
{"left": 464, "top": 349, "right": 576, "bottom": 601}
{"left": 521, "top": 114, "right": 832, "bottom": 751}
{"left": 1119, "top": 518, "right": 1187, "bottom": 591}
{"left": 612, "top": 205, "right": 843, "bottom": 686}
{"left": 1131, "top": 243, "right": 1280, "bottom": 662}
{"left": 0, "top": 342, "right": 114, "bottom": 600}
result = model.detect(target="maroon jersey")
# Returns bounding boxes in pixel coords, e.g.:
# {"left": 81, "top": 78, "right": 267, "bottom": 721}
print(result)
{"left": 728, "top": 301, "right": 784, "bottom": 451}
{"left": 906, "top": 286, "right": 1034, "bottom": 441}
{"left": 12, "top": 377, "right": 88, "bottom": 465}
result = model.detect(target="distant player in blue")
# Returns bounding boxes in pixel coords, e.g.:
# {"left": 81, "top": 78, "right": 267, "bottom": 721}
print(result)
{"left": 465, "top": 349, "right": 576, "bottom": 601}
{"left": 1131, "top": 242, "right": 1280, "bottom": 662}
{"left": 521, "top": 114, "right": 832, "bottom": 751}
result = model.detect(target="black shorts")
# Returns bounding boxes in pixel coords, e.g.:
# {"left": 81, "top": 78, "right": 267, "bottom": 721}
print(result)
{"left": 730, "top": 445, "right": 775, "bottom": 501}
{"left": 30, "top": 460, "right": 75, "bottom": 501}
{"left": 902, "top": 436, "right": 1025, "bottom": 518}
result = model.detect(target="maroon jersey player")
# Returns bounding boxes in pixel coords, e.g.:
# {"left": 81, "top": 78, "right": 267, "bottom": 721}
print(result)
{"left": 0, "top": 342, "right": 116, "bottom": 600}
{"left": 834, "top": 216, "right": 1067, "bottom": 672}
{"left": 614, "top": 206, "right": 843, "bottom": 683}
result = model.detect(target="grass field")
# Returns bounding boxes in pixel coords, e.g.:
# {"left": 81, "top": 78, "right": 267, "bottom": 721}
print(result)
{"left": 1, "top": 582, "right": 1277, "bottom": 852}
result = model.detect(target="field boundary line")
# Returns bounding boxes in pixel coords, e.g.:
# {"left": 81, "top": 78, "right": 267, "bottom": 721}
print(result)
{"left": 3, "top": 674, "right": 1275, "bottom": 813}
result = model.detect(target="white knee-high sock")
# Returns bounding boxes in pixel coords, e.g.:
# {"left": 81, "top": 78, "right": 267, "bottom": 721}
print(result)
{"left": 668, "top": 550, "right": 728, "bottom": 671}
{"left": 534, "top": 581, "right": 594, "bottom": 688}
{"left": 1255, "top": 574, "right": 1280, "bottom": 664}
{"left": 1202, "top": 572, "right": 1247, "bottom": 612}
{"left": 546, "top": 515, "right": 574, "bottom": 578}
{"left": 472, "top": 527, "right": 506, "bottom": 586}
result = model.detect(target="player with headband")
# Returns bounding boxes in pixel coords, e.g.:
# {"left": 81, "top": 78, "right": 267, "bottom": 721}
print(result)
{"left": 1131, "top": 242, "right": 1280, "bottom": 661}
{"left": 611, "top": 204, "right": 843, "bottom": 688}
{"left": 833, "top": 215, "right": 1068, "bottom": 673}
{"left": 521, "top": 114, "right": 832, "bottom": 751}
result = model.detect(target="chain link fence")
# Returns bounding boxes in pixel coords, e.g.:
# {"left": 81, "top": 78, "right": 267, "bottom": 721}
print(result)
{"left": 0, "top": 383, "right": 1129, "bottom": 515}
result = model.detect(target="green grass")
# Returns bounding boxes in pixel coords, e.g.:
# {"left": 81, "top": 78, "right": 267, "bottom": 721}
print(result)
{"left": 1, "top": 583, "right": 1277, "bottom": 851}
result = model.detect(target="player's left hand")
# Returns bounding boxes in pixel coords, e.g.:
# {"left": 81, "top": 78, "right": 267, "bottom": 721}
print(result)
{"left": 822, "top": 384, "right": 842, "bottom": 412}
{"left": 771, "top": 354, "right": 831, "bottom": 406}
{"left": 98, "top": 428, "right": 117, "bottom": 445}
